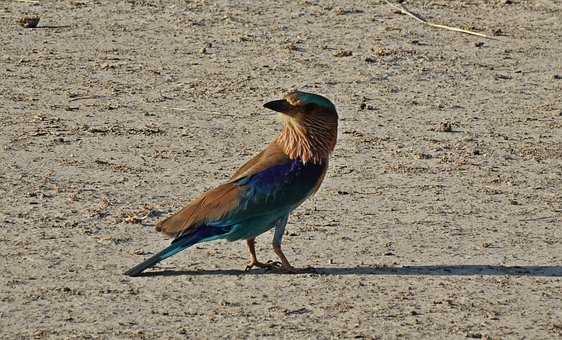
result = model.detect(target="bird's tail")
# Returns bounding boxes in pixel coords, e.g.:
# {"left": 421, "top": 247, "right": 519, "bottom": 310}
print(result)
{"left": 124, "top": 225, "right": 230, "bottom": 276}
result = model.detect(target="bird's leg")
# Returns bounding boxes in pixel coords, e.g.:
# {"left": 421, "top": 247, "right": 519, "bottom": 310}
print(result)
{"left": 272, "top": 244, "right": 296, "bottom": 271}
{"left": 272, "top": 243, "right": 315, "bottom": 274}
{"left": 271, "top": 215, "right": 310, "bottom": 273}
{"left": 244, "top": 238, "right": 280, "bottom": 271}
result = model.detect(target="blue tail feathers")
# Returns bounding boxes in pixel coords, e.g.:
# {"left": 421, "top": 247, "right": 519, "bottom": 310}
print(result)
{"left": 124, "top": 225, "right": 231, "bottom": 276}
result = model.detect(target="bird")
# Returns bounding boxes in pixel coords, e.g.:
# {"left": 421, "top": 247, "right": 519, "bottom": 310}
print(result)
{"left": 124, "top": 90, "right": 338, "bottom": 276}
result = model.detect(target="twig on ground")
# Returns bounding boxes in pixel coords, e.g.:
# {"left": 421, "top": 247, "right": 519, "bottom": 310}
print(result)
{"left": 162, "top": 107, "right": 190, "bottom": 111}
{"left": 384, "top": 0, "right": 498, "bottom": 40}
{"left": 69, "top": 95, "right": 111, "bottom": 102}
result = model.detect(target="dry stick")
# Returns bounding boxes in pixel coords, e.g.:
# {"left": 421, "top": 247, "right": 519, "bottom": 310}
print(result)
{"left": 69, "top": 95, "right": 111, "bottom": 102}
{"left": 384, "top": 0, "right": 498, "bottom": 40}
{"left": 161, "top": 106, "right": 190, "bottom": 111}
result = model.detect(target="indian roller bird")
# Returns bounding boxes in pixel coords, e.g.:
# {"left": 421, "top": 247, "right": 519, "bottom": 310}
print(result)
{"left": 125, "top": 90, "right": 338, "bottom": 276}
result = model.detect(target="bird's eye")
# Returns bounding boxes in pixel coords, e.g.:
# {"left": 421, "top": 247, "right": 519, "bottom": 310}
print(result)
{"left": 303, "top": 103, "right": 315, "bottom": 113}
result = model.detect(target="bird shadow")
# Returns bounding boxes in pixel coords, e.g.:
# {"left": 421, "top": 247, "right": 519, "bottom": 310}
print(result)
{"left": 132, "top": 265, "right": 562, "bottom": 278}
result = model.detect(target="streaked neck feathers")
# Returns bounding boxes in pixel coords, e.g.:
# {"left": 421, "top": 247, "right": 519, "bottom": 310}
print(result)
{"left": 264, "top": 90, "right": 338, "bottom": 164}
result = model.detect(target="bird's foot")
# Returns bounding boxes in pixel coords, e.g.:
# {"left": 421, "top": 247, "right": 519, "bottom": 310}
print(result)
{"left": 245, "top": 260, "right": 281, "bottom": 271}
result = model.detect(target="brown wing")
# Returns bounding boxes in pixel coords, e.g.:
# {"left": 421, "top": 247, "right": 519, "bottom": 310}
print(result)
{"left": 155, "top": 142, "right": 290, "bottom": 238}
{"left": 155, "top": 182, "right": 243, "bottom": 238}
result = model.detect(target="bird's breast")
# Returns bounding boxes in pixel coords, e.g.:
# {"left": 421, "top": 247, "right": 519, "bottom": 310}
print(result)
{"left": 249, "top": 159, "right": 325, "bottom": 190}
{"left": 237, "top": 159, "right": 327, "bottom": 209}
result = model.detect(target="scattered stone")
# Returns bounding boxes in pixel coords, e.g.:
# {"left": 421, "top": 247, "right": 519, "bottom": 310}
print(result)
{"left": 416, "top": 152, "right": 432, "bottom": 160}
{"left": 435, "top": 122, "right": 453, "bottom": 132}
{"left": 359, "top": 102, "right": 376, "bottom": 110}
{"left": 284, "top": 308, "right": 310, "bottom": 315}
{"left": 496, "top": 74, "right": 512, "bottom": 80}
{"left": 131, "top": 249, "right": 147, "bottom": 255}
{"left": 334, "top": 8, "right": 348, "bottom": 15}
{"left": 334, "top": 8, "right": 364, "bottom": 15}
{"left": 373, "top": 47, "right": 390, "bottom": 56}
{"left": 334, "top": 50, "right": 352, "bottom": 57}
{"left": 286, "top": 43, "right": 299, "bottom": 51}
{"left": 18, "top": 16, "right": 40, "bottom": 28}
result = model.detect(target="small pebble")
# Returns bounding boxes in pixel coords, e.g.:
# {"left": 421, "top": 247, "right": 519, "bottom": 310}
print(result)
{"left": 334, "top": 50, "right": 352, "bottom": 57}
{"left": 436, "top": 122, "right": 452, "bottom": 132}
{"left": 18, "top": 16, "right": 40, "bottom": 28}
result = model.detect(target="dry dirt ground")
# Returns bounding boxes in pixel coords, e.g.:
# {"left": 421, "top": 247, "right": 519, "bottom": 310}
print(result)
{"left": 1, "top": 0, "right": 561, "bottom": 339}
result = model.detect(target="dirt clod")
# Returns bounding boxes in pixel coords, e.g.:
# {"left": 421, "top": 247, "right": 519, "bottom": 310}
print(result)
{"left": 18, "top": 16, "right": 40, "bottom": 28}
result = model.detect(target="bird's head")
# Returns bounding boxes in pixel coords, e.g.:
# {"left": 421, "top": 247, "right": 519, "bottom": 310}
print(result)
{"left": 264, "top": 90, "right": 338, "bottom": 125}
{"left": 264, "top": 90, "right": 338, "bottom": 163}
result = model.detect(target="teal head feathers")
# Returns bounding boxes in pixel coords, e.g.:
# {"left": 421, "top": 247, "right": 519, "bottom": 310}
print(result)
{"left": 264, "top": 90, "right": 338, "bottom": 164}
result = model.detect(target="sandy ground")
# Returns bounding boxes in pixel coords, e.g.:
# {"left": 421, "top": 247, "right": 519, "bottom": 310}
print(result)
{"left": 1, "top": 0, "right": 561, "bottom": 339}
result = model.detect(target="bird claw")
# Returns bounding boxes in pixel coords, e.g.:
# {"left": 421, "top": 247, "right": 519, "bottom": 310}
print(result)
{"left": 245, "top": 260, "right": 281, "bottom": 271}
{"left": 266, "top": 260, "right": 282, "bottom": 268}
{"left": 244, "top": 261, "right": 316, "bottom": 274}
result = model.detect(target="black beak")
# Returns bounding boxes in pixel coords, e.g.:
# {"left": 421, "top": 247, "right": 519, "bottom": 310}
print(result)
{"left": 263, "top": 99, "right": 292, "bottom": 114}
